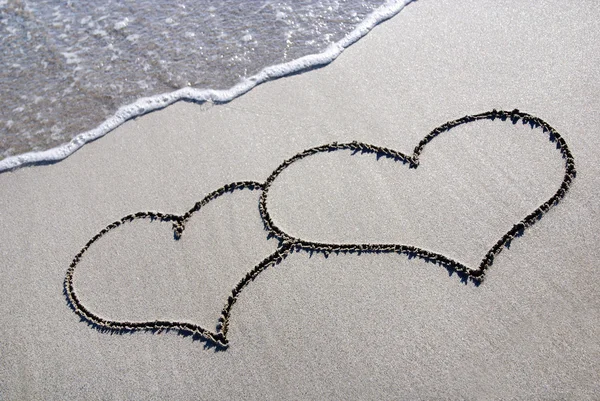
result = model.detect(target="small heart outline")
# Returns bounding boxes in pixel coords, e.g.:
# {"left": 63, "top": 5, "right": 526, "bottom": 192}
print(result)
{"left": 65, "top": 109, "right": 576, "bottom": 348}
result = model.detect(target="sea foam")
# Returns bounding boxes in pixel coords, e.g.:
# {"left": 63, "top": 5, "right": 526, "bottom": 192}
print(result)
{"left": 0, "top": 0, "right": 414, "bottom": 172}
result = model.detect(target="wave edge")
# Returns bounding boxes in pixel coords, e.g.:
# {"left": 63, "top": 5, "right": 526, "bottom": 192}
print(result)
{"left": 0, "top": 0, "right": 414, "bottom": 173}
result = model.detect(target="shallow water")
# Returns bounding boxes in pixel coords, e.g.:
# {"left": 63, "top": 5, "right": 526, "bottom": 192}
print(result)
{"left": 0, "top": 0, "right": 385, "bottom": 159}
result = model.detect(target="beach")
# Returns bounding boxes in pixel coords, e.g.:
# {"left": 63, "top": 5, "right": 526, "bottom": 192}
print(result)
{"left": 1, "top": 0, "right": 599, "bottom": 399}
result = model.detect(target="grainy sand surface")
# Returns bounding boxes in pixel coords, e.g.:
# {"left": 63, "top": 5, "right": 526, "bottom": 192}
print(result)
{"left": 1, "top": 1, "right": 599, "bottom": 399}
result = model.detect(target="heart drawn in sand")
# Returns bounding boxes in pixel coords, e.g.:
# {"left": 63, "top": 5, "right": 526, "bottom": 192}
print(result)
{"left": 65, "top": 109, "right": 576, "bottom": 348}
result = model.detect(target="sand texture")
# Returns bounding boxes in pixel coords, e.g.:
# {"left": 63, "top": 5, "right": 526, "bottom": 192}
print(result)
{"left": 1, "top": 0, "right": 599, "bottom": 399}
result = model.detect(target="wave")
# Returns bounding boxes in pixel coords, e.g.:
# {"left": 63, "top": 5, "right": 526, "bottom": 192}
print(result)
{"left": 0, "top": 0, "right": 414, "bottom": 173}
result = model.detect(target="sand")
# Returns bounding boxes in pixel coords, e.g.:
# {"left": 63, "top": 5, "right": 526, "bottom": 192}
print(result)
{"left": 1, "top": 0, "right": 599, "bottom": 399}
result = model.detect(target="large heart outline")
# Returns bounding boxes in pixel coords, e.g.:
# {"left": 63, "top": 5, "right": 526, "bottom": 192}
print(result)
{"left": 65, "top": 109, "right": 576, "bottom": 348}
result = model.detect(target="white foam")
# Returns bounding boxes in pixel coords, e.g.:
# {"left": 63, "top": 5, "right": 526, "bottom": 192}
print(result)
{"left": 113, "top": 18, "right": 130, "bottom": 31}
{"left": 0, "top": 0, "right": 414, "bottom": 173}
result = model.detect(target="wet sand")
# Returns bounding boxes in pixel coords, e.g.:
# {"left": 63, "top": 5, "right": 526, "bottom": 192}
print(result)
{"left": 1, "top": 1, "right": 599, "bottom": 398}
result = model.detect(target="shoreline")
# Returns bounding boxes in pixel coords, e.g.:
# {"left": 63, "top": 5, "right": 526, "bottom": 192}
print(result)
{"left": 0, "top": 0, "right": 414, "bottom": 173}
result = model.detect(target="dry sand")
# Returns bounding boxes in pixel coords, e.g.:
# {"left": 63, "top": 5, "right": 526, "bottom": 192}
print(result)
{"left": 1, "top": 0, "right": 599, "bottom": 399}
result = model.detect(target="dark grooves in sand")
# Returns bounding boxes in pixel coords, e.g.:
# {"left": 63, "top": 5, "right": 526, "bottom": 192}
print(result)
{"left": 64, "top": 109, "right": 576, "bottom": 348}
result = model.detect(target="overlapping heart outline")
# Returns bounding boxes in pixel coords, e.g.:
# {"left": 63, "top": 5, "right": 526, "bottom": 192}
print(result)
{"left": 64, "top": 109, "right": 576, "bottom": 348}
